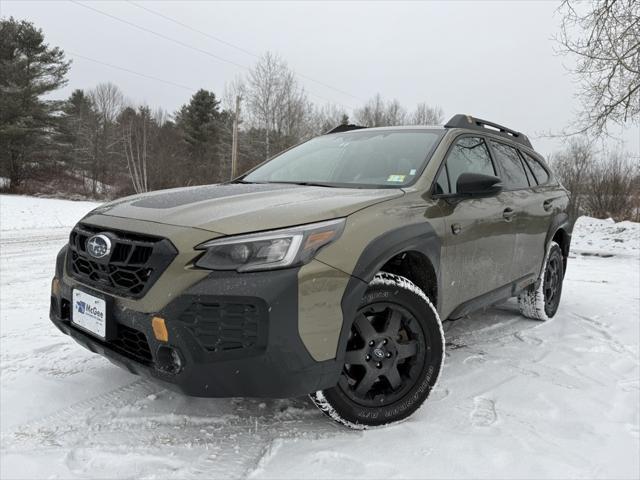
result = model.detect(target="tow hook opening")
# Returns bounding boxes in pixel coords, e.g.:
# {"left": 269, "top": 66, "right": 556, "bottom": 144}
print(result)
{"left": 156, "top": 345, "right": 183, "bottom": 374}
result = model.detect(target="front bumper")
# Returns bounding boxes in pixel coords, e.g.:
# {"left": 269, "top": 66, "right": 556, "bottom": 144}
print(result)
{"left": 50, "top": 246, "right": 342, "bottom": 398}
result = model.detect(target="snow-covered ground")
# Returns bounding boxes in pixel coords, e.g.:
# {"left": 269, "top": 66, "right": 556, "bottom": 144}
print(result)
{"left": 1, "top": 194, "right": 638, "bottom": 479}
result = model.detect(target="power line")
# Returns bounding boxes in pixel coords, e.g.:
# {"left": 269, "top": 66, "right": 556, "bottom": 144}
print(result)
{"left": 69, "top": 0, "right": 356, "bottom": 110}
{"left": 126, "top": 0, "right": 364, "bottom": 103}
{"left": 70, "top": 0, "right": 250, "bottom": 71}
{"left": 128, "top": 0, "right": 259, "bottom": 59}
{"left": 67, "top": 51, "right": 196, "bottom": 92}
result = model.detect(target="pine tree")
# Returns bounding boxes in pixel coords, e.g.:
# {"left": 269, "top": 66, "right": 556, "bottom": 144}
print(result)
{"left": 0, "top": 18, "right": 70, "bottom": 189}
{"left": 175, "top": 89, "right": 231, "bottom": 183}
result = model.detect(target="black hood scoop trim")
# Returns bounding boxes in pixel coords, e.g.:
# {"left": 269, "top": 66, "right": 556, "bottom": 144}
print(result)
{"left": 130, "top": 183, "right": 298, "bottom": 209}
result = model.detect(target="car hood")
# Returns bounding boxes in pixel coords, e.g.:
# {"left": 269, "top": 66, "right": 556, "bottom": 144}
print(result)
{"left": 86, "top": 183, "right": 404, "bottom": 235}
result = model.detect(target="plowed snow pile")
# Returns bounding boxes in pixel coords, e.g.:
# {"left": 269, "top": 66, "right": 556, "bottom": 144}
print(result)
{"left": 1, "top": 194, "right": 638, "bottom": 479}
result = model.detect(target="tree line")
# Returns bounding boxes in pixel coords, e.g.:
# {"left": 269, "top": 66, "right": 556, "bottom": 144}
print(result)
{"left": 0, "top": 18, "right": 444, "bottom": 199}
{"left": 552, "top": 139, "right": 639, "bottom": 222}
{"left": 1, "top": 11, "right": 638, "bottom": 221}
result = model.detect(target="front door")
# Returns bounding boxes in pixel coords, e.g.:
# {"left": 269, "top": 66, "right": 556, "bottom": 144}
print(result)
{"left": 433, "top": 135, "right": 517, "bottom": 318}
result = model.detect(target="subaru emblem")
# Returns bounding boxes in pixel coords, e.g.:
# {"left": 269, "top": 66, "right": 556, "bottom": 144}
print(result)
{"left": 86, "top": 234, "right": 112, "bottom": 259}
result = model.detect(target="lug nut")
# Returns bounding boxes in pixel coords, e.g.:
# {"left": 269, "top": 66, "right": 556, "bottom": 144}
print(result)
{"left": 369, "top": 341, "right": 374, "bottom": 346}
{"left": 376, "top": 362, "right": 382, "bottom": 368}
{"left": 386, "top": 352, "right": 392, "bottom": 358}
{"left": 366, "top": 354, "right": 371, "bottom": 361}
{"left": 383, "top": 339, "right": 388, "bottom": 345}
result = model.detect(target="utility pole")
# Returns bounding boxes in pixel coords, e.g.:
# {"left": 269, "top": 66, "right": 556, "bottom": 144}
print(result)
{"left": 230, "top": 95, "right": 241, "bottom": 180}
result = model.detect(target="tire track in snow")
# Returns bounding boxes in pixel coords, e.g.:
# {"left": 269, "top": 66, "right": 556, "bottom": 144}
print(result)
{"left": 3, "top": 383, "right": 348, "bottom": 479}
{"left": 2, "top": 379, "right": 156, "bottom": 447}
{"left": 0, "top": 232, "right": 68, "bottom": 245}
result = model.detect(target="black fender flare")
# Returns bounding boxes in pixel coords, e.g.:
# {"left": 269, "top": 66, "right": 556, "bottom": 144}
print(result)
{"left": 545, "top": 213, "right": 572, "bottom": 250}
{"left": 543, "top": 212, "right": 572, "bottom": 276}
{"left": 336, "top": 222, "right": 441, "bottom": 363}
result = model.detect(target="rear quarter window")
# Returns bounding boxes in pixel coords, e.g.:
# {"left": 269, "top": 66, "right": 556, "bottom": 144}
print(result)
{"left": 522, "top": 152, "right": 550, "bottom": 185}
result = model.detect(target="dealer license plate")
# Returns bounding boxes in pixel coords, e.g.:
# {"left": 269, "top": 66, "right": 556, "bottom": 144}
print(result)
{"left": 71, "top": 289, "right": 107, "bottom": 339}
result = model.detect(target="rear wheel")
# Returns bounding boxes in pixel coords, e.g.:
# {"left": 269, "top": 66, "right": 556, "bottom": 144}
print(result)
{"left": 310, "top": 272, "right": 444, "bottom": 429}
{"left": 518, "top": 241, "right": 564, "bottom": 320}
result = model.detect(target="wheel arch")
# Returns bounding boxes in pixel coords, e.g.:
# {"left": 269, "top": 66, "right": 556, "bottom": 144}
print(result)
{"left": 337, "top": 223, "right": 441, "bottom": 363}
{"left": 552, "top": 227, "right": 570, "bottom": 268}
{"left": 545, "top": 213, "right": 572, "bottom": 274}
{"left": 379, "top": 250, "right": 438, "bottom": 308}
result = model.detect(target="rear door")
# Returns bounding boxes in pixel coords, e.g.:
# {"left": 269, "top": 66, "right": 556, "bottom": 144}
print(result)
{"left": 488, "top": 140, "right": 550, "bottom": 281}
{"left": 435, "top": 135, "right": 517, "bottom": 317}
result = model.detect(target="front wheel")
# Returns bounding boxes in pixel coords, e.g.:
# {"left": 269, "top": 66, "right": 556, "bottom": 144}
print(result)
{"left": 310, "top": 272, "right": 444, "bottom": 429}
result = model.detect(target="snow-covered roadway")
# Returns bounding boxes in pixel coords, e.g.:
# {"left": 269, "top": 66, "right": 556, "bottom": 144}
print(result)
{"left": 1, "top": 195, "right": 638, "bottom": 479}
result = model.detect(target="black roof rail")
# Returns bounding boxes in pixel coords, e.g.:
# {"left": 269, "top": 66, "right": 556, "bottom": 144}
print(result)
{"left": 325, "top": 124, "right": 367, "bottom": 134}
{"left": 444, "top": 114, "right": 532, "bottom": 148}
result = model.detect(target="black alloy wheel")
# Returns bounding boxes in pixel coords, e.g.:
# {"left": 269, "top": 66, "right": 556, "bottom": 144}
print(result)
{"left": 340, "top": 303, "right": 425, "bottom": 407}
{"left": 310, "top": 273, "right": 444, "bottom": 429}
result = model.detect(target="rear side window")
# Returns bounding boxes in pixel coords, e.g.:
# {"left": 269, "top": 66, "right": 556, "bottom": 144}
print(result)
{"left": 522, "top": 152, "right": 549, "bottom": 185}
{"left": 490, "top": 141, "right": 530, "bottom": 189}
{"left": 444, "top": 137, "right": 495, "bottom": 194}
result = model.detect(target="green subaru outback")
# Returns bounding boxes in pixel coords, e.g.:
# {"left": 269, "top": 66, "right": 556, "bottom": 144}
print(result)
{"left": 50, "top": 114, "right": 572, "bottom": 428}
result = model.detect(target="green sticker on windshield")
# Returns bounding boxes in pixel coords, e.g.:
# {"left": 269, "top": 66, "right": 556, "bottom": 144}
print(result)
{"left": 387, "top": 174, "right": 406, "bottom": 182}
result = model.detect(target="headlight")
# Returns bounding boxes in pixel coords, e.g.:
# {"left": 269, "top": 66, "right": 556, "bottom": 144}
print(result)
{"left": 194, "top": 218, "right": 346, "bottom": 272}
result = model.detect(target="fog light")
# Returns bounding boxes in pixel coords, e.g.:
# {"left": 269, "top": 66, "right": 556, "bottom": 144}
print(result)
{"left": 151, "top": 316, "right": 169, "bottom": 342}
{"left": 51, "top": 278, "right": 60, "bottom": 296}
{"left": 156, "top": 345, "right": 182, "bottom": 374}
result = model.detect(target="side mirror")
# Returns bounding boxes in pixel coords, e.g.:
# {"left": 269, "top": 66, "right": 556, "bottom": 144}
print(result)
{"left": 456, "top": 173, "right": 503, "bottom": 197}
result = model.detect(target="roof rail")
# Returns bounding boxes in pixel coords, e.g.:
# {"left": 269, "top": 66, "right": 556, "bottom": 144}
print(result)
{"left": 444, "top": 114, "right": 532, "bottom": 148}
{"left": 325, "top": 124, "right": 367, "bottom": 134}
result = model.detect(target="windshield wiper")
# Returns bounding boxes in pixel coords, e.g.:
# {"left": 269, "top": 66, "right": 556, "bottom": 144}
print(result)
{"left": 230, "top": 179, "right": 265, "bottom": 184}
{"left": 267, "top": 181, "right": 341, "bottom": 188}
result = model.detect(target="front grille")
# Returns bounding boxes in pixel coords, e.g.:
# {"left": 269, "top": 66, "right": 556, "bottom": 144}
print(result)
{"left": 67, "top": 224, "right": 177, "bottom": 298}
{"left": 178, "top": 301, "right": 265, "bottom": 353}
{"left": 109, "top": 324, "right": 153, "bottom": 364}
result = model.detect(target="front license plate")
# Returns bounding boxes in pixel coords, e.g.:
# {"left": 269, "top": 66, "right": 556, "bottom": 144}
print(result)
{"left": 72, "top": 289, "right": 107, "bottom": 339}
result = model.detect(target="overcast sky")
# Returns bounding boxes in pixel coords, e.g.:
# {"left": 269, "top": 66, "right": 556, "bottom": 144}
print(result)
{"left": 2, "top": 0, "right": 638, "bottom": 158}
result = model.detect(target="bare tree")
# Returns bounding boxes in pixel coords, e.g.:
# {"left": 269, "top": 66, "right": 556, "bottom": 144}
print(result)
{"left": 223, "top": 76, "right": 246, "bottom": 112}
{"left": 585, "top": 149, "right": 638, "bottom": 221}
{"left": 550, "top": 137, "right": 595, "bottom": 220}
{"left": 90, "top": 82, "right": 124, "bottom": 124}
{"left": 556, "top": 0, "right": 640, "bottom": 136}
{"left": 87, "top": 82, "right": 124, "bottom": 194}
{"left": 354, "top": 94, "right": 408, "bottom": 127}
{"left": 120, "top": 106, "right": 151, "bottom": 194}
{"left": 309, "top": 104, "right": 349, "bottom": 134}
{"left": 245, "top": 52, "right": 310, "bottom": 159}
{"left": 410, "top": 102, "right": 444, "bottom": 125}
{"left": 355, "top": 94, "right": 388, "bottom": 127}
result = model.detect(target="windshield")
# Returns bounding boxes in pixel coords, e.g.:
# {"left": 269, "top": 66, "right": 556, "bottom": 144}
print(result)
{"left": 243, "top": 130, "right": 443, "bottom": 188}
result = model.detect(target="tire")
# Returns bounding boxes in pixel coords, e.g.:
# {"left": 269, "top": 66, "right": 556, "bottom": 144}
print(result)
{"left": 518, "top": 241, "right": 564, "bottom": 321}
{"left": 310, "top": 272, "right": 445, "bottom": 429}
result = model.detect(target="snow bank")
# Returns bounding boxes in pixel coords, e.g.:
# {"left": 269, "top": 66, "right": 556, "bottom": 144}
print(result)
{"left": 0, "top": 194, "right": 99, "bottom": 233}
{"left": 571, "top": 216, "right": 640, "bottom": 257}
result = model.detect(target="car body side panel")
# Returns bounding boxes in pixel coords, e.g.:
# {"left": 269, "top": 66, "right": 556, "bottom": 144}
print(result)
{"left": 510, "top": 185, "right": 564, "bottom": 280}
{"left": 297, "top": 260, "right": 352, "bottom": 361}
{"left": 315, "top": 193, "right": 445, "bottom": 288}
{"left": 312, "top": 192, "right": 447, "bottom": 362}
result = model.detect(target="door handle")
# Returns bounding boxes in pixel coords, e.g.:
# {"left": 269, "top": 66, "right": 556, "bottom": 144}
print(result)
{"left": 543, "top": 199, "right": 553, "bottom": 211}
{"left": 503, "top": 208, "right": 515, "bottom": 221}
{"left": 451, "top": 223, "right": 462, "bottom": 235}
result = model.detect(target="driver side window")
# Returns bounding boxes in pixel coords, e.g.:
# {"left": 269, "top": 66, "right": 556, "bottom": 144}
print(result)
{"left": 440, "top": 137, "right": 495, "bottom": 194}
